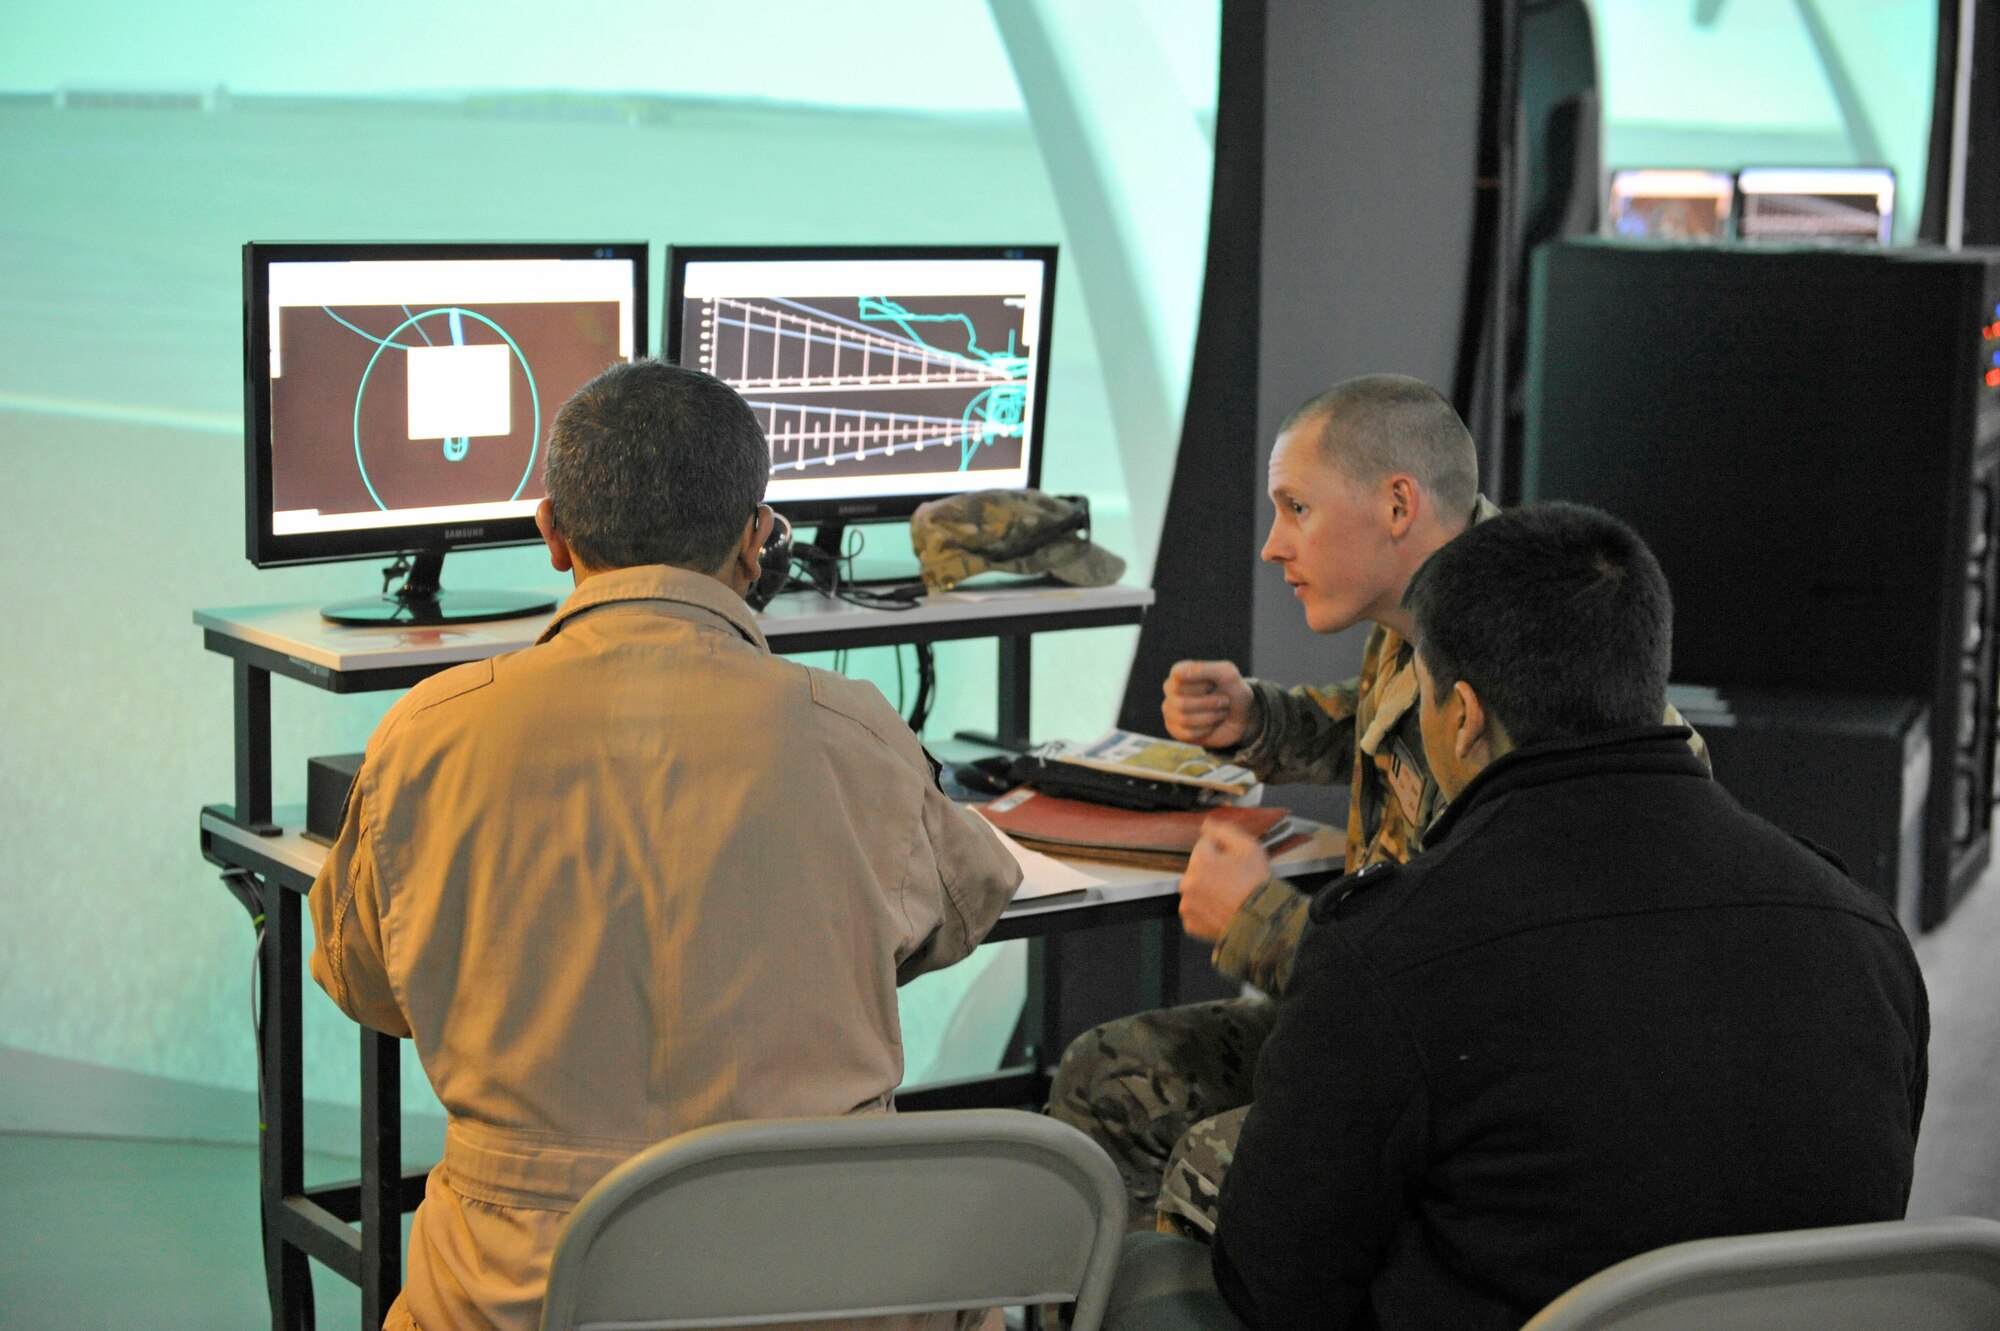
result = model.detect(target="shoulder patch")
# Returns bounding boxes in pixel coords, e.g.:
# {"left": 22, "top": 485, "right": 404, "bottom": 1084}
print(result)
{"left": 1309, "top": 859, "right": 1398, "bottom": 922}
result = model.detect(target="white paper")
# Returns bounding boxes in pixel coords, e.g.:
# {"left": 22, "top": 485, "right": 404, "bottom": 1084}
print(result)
{"left": 985, "top": 824, "right": 1107, "bottom": 900}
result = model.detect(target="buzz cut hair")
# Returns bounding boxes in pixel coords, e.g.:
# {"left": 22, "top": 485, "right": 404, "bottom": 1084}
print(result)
{"left": 543, "top": 358, "right": 769, "bottom": 573}
{"left": 1402, "top": 501, "right": 1673, "bottom": 749}
{"left": 1280, "top": 374, "right": 1479, "bottom": 524}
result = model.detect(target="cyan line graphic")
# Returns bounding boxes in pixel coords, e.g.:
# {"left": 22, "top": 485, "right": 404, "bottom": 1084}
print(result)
{"left": 856, "top": 297, "right": 1028, "bottom": 382}
{"left": 760, "top": 296, "right": 1007, "bottom": 379}
{"left": 711, "top": 315, "right": 1005, "bottom": 383}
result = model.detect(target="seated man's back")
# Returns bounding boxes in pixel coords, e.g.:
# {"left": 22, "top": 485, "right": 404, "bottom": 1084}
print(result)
{"left": 1213, "top": 503, "right": 1927, "bottom": 1330}
{"left": 311, "top": 360, "right": 1019, "bottom": 1331}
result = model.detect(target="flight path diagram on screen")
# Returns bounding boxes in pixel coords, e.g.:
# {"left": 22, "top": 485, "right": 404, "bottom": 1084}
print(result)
{"left": 687, "top": 290, "right": 1035, "bottom": 481}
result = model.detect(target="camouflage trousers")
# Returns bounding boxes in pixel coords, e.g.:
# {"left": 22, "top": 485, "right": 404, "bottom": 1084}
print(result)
{"left": 1045, "top": 995, "right": 1277, "bottom": 1236}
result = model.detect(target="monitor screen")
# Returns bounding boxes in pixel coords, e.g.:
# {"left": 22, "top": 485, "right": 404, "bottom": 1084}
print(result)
{"left": 244, "top": 241, "right": 646, "bottom": 569}
{"left": 1605, "top": 169, "right": 1735, "bottom": 242}
{"left": 1735, "top": 167, "right": 1895, "bottom": 244}
{"left": 665, "top": 245, "right": 1056, "bottom": 528}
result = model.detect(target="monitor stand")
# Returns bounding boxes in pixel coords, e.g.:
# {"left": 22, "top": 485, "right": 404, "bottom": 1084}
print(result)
{"left": 321, "top": 550, "right": 556, "bottom": 627}
{"left": 809, "top": 521, "right": 849, "bottom": 562}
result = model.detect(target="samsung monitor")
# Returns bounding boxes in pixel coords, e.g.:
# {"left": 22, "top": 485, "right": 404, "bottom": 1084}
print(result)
{"left": 1735, "top": 167, "right": 1895, "bottom": 244}
{"left": 244, "top": 240, "right": 647, "bottom": 624}
{"left": 665, "top": 244, "right": 1056, "bottom": 553}
{"left": 1605, "top": 169, "right": 1736, "bottom": 242}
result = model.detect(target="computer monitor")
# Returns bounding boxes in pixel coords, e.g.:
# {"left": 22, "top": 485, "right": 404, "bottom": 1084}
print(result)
{"left": 665, "top": 244, "right": 1056, "bottom": 553}
{"left": 244, "top": 240, "right": 647, "bottom": 624}
{"left": 1735, "top": 167, "right": 1895, "bottom": 244}
{"left": 1605, "top": 169, "right": 1736, "bottom": 242}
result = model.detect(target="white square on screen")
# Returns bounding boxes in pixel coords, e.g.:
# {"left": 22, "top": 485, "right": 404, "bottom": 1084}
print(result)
{"left": 407, "top": 344, "right": 511, "bottom": 440}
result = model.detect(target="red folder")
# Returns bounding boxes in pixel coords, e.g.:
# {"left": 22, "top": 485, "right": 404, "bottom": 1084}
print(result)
{"left": 977, "top": 788, "right": 1294, "bottom": 871}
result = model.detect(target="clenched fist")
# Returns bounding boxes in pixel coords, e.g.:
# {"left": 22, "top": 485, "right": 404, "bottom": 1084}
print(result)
{"left": 1178, "top": 815, "right": 1272, "bottom": 941}
{"left": 1162, "top": 659, "right": 1256, "bottom": 749}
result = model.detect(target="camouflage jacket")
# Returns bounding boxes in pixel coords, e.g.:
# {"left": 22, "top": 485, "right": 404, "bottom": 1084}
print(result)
{"left": 1208, "top": 622, "right": 1433, "bottom": 994}
{"left": 1207, "top": 498, "right": 1707, "bottom": 995}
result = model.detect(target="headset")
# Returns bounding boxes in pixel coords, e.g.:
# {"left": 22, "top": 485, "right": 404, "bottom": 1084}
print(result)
{"left": 746, "top": 503, "right": 923, "bottom": 618}
{"left": 747, "top": 506, "right": 794, "bottom": 611}
{"left": 744, "top": 503, "right": 933, "bottom": 727}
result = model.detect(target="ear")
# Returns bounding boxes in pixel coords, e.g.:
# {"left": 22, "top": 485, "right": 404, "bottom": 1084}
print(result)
{"left": 1450, "top": 678, "right": 1492, "bottom": 762}
{"left": 1384, "top": 475, "right": 1421, "bottom": 539}
{"left": 536, "top": 498, "right": 574, "bottom": 574}
{"left": 733, "top": 505, "right": 774, "bottom": 583}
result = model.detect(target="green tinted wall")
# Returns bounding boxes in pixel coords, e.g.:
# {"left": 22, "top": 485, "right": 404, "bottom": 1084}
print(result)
{"left": 0, "top": 1, "right": 1216, "bottom": 1122}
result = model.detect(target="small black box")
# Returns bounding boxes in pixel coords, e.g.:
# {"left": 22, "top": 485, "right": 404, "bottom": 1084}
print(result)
{"left": 306, "top": 752, "right": 365, "bottom": 844}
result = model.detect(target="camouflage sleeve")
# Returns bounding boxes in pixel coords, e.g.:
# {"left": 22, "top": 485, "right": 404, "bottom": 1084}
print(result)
{"left": 1209, "top": 875, "right": 1311, "bottom": 996}
{"left": 1229, "top": 678, "right": 1361, "bottom": 786}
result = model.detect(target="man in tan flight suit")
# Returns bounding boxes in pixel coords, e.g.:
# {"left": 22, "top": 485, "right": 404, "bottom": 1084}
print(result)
{"left": 311, "top": 359, "right": 1022, "bottom": 1331}
{"left": 1047, "top": 375, "right": 1702, "bottom": 1239}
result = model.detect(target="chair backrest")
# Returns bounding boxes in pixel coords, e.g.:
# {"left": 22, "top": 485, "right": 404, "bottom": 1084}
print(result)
{"left": 1522, "top": 1216, "right": 2000, "bottom": 1331}
{"left": 539, "top": 1108, "right": 1127, "bottom": 1331}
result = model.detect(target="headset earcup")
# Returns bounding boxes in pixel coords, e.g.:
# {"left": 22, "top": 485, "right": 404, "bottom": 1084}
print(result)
{"left": 748, "top": 517, "right": 793, "bottom": 611}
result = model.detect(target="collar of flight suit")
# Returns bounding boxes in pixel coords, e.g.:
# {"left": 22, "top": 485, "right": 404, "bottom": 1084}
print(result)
{"left": 1357, "top": 493, "right": 1504, "bottom": 754}
{"left": 536, "top": 562, "right": 770, "bottom": 652}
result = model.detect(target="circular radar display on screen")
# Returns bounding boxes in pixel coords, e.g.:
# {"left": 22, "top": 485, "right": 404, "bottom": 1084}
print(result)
{"left": 339, "top": 305, "right": 536, "bottom": 512}
{"left": 348, "top": 306, "right": 541, "bottom": 509}
{"left": 268, "top": 298, "right": 623, "bottom": 522}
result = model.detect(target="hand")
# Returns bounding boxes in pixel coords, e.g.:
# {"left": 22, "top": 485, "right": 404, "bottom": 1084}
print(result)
{"left": 1178, "top": 817, "right": 1272, "bottom": 942}
{"left": 1162, "top": 659, "right": 1255, "bottom": 749}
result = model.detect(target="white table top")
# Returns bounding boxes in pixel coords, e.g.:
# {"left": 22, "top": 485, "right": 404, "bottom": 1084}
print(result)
{"left": 194, "top": 582, "right": 1154, "bottom": 675}
{"left": 202, "top": 805, "right": 1345, "bottom": 912}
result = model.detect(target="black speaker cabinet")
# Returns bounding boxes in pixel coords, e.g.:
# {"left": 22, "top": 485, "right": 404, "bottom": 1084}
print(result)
{"left": 1525, "top": 241, "right": 2000, "bottom": 929}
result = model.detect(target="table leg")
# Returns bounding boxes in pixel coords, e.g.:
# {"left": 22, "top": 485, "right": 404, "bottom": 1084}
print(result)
{"left": 219, "top": 661, "right": 280, "bottom": 837}
{"left": 1021, "top": 934, "right": 1061, "bottom": 1104}
{"left": 261, "top": 875, "right": 315, "bottom": 1330}
{"left": 360, "top": 1031, "right": 403, "bottom": 1329}
{"left": 996, "top": 635, "right": 1033, "bottom": 751}
{"left": 1137, "top": 917, "right": 1182, "bottom": 1011}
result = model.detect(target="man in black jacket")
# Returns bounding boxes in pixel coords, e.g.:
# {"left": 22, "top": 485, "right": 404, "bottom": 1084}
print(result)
{"left": 1211, "top": 502, "right": 1929, "bottom": 1331}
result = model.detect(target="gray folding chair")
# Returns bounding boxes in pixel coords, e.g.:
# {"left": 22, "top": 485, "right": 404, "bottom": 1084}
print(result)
{"left": 539, "top": 1108, "right": 1126, "bottom": 1331}
{"left": 1523, "top": 1216, "right": 2000, "bottom": 1330}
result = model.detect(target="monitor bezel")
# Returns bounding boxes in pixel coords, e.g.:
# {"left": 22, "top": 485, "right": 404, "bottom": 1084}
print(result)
{"left": 1732, "top": 167, "right": 1897, "bottom": 245}
{"left": 243, "top": 239, "right": 649, "bottom": 569}
{"left": 1603, "top": 168, "right": 1738, "bottom": 242}
{"left": 664, "top": 242, "right": 1057, "bottom": 530}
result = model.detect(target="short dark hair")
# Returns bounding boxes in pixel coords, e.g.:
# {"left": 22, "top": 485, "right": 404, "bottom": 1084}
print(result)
{"left": 543, "top": 359, "right": 769, "bottom": 571}
{"left": 1403, "top": 502, "right": 1672, "bottom": 748}
{"left": 1280, "top": 374, "right": 1479, "bottom": 524}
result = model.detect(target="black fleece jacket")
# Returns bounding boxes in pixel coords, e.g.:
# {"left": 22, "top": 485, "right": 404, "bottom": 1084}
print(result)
{"left": 1211, "top": 726, "right": 1929, "bottom": 1330}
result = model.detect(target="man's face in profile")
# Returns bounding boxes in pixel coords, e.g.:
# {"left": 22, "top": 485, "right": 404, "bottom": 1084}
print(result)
{"left": 1261, "top": 420, "right": 1399, "bottom": 634}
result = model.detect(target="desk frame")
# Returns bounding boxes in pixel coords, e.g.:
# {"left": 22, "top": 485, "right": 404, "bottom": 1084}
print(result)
{"left": 199, "top": 586, "right": 1165, "bottom": 1331}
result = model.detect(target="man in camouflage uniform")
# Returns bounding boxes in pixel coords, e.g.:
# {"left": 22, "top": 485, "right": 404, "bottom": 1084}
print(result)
{"left": 1046, "top": 375, "right": 1703, "bottom": 1239}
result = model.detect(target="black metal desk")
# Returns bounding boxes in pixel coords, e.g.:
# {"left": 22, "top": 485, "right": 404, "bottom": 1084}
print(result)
{"left": 192, "top": 582, "right": 1327, "bottom": 1329}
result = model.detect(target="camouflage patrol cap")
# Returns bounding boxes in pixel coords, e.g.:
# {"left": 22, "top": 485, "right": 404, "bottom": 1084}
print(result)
{"left": 911, "top": 489, "right": 1126, "bottom": 593}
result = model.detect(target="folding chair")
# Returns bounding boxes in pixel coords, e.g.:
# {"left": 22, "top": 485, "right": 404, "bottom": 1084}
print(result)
{"left": 540, "top": 1108, "right": 1126, "bottom": 1331}
{"left": 1523, "top": 1215, "right": 2000, "bottom": 1330}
